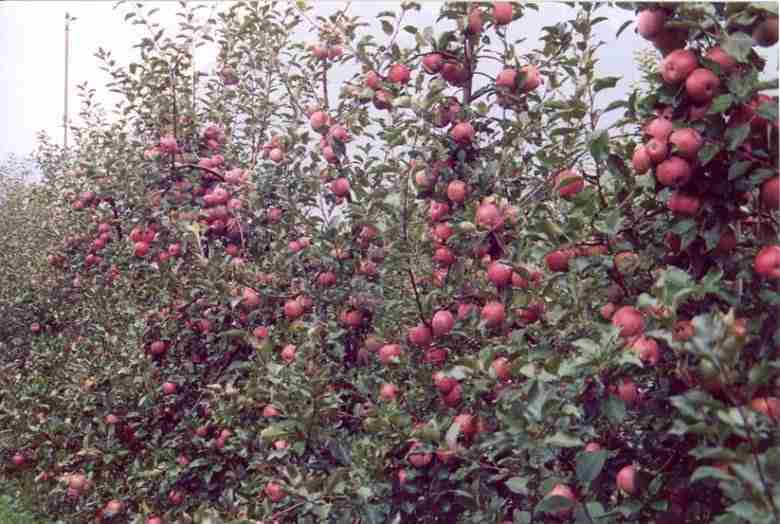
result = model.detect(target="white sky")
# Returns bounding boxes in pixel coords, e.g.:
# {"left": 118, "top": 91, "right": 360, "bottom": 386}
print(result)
{"left": 0, "top": 2, "right": 774, "bottom": 160}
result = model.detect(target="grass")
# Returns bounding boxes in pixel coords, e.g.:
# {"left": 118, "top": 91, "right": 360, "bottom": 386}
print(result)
{"left": 0, "top": 491, "right": 48, "bottom": 524}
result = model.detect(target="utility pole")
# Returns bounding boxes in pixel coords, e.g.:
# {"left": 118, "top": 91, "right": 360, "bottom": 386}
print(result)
{"left": 63, "top": 12, "right": 71, "bottom": 149}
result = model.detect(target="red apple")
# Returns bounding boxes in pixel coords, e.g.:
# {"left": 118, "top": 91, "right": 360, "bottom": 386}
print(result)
{"left": 379, "top": 383, "right": 399, "bottom": 401}
{"left": 150, "top": 340, "right": 167, "bottom": 356}
{"left": 518, "top": 64, "right": 542, "bottom": 92}
{"left": 754, "top": 245, "right": 780, "bottom": 279}
{"left": 467, "top": 8, "right": 484, "bottom": 34}
{"left": 365, "top": 71, "right": 382, "bottom": 90}
{"left": 546, "top": 484, "right": 576, "bottom": 517}
{"left": 667, "top": 192, "right": 701, "bottom": 216}
{"left": 661, "top": 49, "right": 698, "bottom": 85}
{"left": 487, "top": 261, "right": 513, "bottom": 287}
{"left": 617, "top": 465, "right": 638, "bottom": 495}
{"left": 685, "top": 68, "right": 720, "bottom": 103}
{"left": 632, "top": 145, "right": 652, "bottom": 174}
{"left": 431, "top": 310, "right": 455, "bottom": 337}
{"left": 555, "top": 170, "right": 584, "bottom": 199}
{"left": 162, "top": 382, "right": 177, "bottom": 395}
{"left": 636, "top": 9, "right": 666, "bottom": 39}
{"left": 491, "top": 357, "right": 511, "bottom": 380}
{"left": 475, "top": 202, "right": 503, "bottom": 230}
{"left": 493, "top": 2, "right": 514, "bottom": 25}
{"left": 281, "top": 344, "right": 297, "bottom": 363}
{"left": 616, "top": 377, "right": 638, "bottom": 405}
{"left": 656, "top": 156, "right": 692, "bottom": 187}
{"left": 283, "top": 299, "right": 304, "bottom": 320}
{"left": 545, "top": 249, "right": 573, "bottom": 272}
{"left": 422, "top": 53, "right": 444, "bottom": 74}
{"left": 630, "top": 335, "right": 661, "bottom": 365}
{"left": 481, "top": 301, "right": 506, "bottom": 328}
{"left": 378, "top": 343, "right": 402, "bottom": 364}
{"left": 388, "top": 63, "right": 411, "bottom": 85}
{"left": 264, "top": 482, "right": 285, "bottom": 502}
{"left": 262, "top": 404, "right": 280, "bottom": 417}
{"left": 585, "top": 442, "right": 602, "bottom": 452}
{"left": 669, "top": 128, "right": 703, "bottom": 159}
{"left": 753, "top": 17, "right": 778, "bottom": 47}
{"left": 600, "top": 303, "right": 616, "bottom": 320}
{"left": 705, "top": 46, "right": 737, "bottom": 73}
{"left": 496, "top": 68, "right": 518, "bottom": 90}
{"left": 760, "top": 177, "right": 779, "bottom": 209}
{"left": 168, "top": 489, "right": 184, "bottom": 505}
{"left": 451, "top": 122, "right": 475, "bottom": 145}
{"left": 645, "top": 138, "right": 669, "bottom": 164}
{"left": 612, "top": 306, "right": 644, "bottom": 337}
{"left": 447, "top": 180, "right": 468, "bottom": 203}
{"left": 644, "top": 117, "right": 673, "bottom": 140}
{"left": 408, "top": 323, "right": 433, "bottom": 347}
{"left": 430, "top": 200, "right": 450, "bottom": 222}
{"left": 440, "top": 61, "right": 469, "bottom": 86}
{"left": 104, "top": 500, "right": 123, "bottom": 516}
{"left": 749, "top": 396, "right": 780, "bottom": 421}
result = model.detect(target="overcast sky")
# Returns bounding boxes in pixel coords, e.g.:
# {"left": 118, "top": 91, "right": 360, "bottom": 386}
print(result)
{"left": 0, "top": 2, "right": 775, "bottom": 160}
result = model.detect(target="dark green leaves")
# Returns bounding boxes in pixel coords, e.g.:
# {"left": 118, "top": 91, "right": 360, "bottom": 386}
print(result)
{"left": 721, "top": 32, "right": 755, "bottom": 63}
{"left": 576, "top": 450, "right": 608, "bottom": 485}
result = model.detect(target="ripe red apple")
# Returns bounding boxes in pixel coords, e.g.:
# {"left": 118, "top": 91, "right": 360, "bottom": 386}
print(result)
{"left": 496, "top": 68, "right": 517, "bottom": 90}
{"left": 669, "top": 128, "right": 703, "bottom": 159}
{"left": 644, "top": 117, "right": 673, "bottom": 140}
{"left": 379, "top": 383, "right": 399, "bottom": 401}
{"left": 661, "top": 49, "right": 698, "bottom": 84}
{"left": 262, "top": 404, "right": 280, "bottom": 417}
{"left": 487, "top": 261, "right": 513, "bottom": 287}
{"left": 451, "top": 122, "right": 475, "bottom": 145}
{"left": 265, "top": 482, "right": 285, "bottom": 502}
{"left": 493, "top": 2, "right": 513, "bottom": 25}
{"left": 162, "top": 382, "right": 177, "bottom": 395}
{"left": 630, "top": 335, "right": 661, "bottom": 365}
{"left": 656, "top": 156, "right": 692, "bottom": 187}
{"left": 150, "top": 340, "right": 167, "bottom": 356}
{"left": 430, "top": 200, "right": 450, "bottom": 222}
{"left": 105, "top": 414, "right": 119, "bottom": 425}
{"left": 546, "top": 484, "right": 576, "bottom": 517}
{"left": 467, "top": 8, "right": 484, "bottom": 34}
{"left": 365, "top": 70, "right": 382, "bottom": 90}
{"left": 754, "top": 245, "right": 780, "bottom": 279}
{"left": 600, "top": 303, "right": 616, "bottom": 320}
{"left": 519, "top": 64, "right": 542, "bottom": 92}
{"left": 134, "top": 241, "right": 150, "bottom": 257}
{"left": 440, "top": 61, "right": 469, "bottom": 86}
{"left": 612, "top": 306, "right": 644, "bottom": 337}
{"left": 545, "top": 249, "right": 573, "bottom": 272}
{"left": 147, "top": 516, "right": 163, "bottom": 524}
{"left": 432, "top": 310, "right": 455, "bottom": 337}
{"left": 407, "top": 442, "right": 432, "bottom": 468}
{"left": 667, "top": 191, "right": 701, "bottom": 216}
{"left": 309, "top": 111, "right": 329, "bottom": 131}
{"left": 481, "top": 301, "right": 506, "bottom": 328}
{"left": 705, "top": 46, "right": 737, "bottom": 73}
{"left": 616, "top": 377, "right": 638, "bottom": 405}
{"left": 283, "top": 299, "right": 304, "bottom": 320}
{"left": 636, "top": 9, "right": 666, "bottom": 39}
{"left": 104, "top": 500, "right": 123, "bottom": 516}
{"left": 686, "top": 68, "right": 720, "bottom": 103}
{"left": 555, "top": 170, "right": 584, "bottom": 199}
{"left": 242, "top": 287, "right": 262, "bottom": 308}
{"left": 632, "top": 145, "right": 652, "bottom": 174}
{"left": 422, "top": 53, "right": 444, "bottom": 74}
{"left": 617, "top": 465, "right": 638, "bottom": 495}
{"left": 433, "top": 246, "right": 456, "bottom": 266}
{"left": 749, "top": 396, "right": 780, "bottom": 421}
{"left": 491, "top": 357, "right": 511, "bottom": 380}
{"left": 388, "top": 63, "right": 411, "bottom": 85}
{"left": 254, "top": 326, "right": 269, "bottom": 339}
{"left": 753, "top": 17, "right": 778, "bottom": 47}
{"left": 11, "top": 453, "right": 25, "bottom": 467}
{"left": 585, "top": 442, "right": 602, "bottom": 452}
{"left": 433, "top": 222, "right": 454, "bottom": 242}
{"left": 760, "top": 177, "right": 779, "bottom": 209}
{"left": 378, "top": 343, "right": 402, "bottom": 364}
{"left": 475, "top": 202, "right": 503, "bottom": 230}
{"left": 168, "top": 489, "right": 184, "bottom": 505}
{"left": 281, "top": 344, "right": 297, "bottom": 362}
{"left": 447, "top": 180, "right": 468, "bottom": 203}
{"left": 713, "top": 228, "right": 737, "bottom": 254}
{"left": 645, "top": 138, "right": 668, "bottom": 164}
{"left": 408, "top": 323, "right": 433, "bottom": 347}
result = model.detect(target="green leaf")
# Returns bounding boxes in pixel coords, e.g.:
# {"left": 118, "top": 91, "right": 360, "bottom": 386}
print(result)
{"left": 593, "top": 76, "right": 621, "bottom": 92}
{"left": 724, "top": 124, "right": 750, "bottom": 151}
{"left": 536, "top": 495, "right": 576, "bottom": 515}
{"left": 505, "top": 476, "right": 529, "bottom": 495}
{"left": 603, "top": 395, "right": 626, "bottom": 423}
{"left": 576, "top": 450, "right": 608, "bottom": 485}
{"left": 589, "top": 130, "right": 610, "bottom": 163}
{"left": 545, "top": 432, "right": 583, "bottom": 448}
{"left": 690, "top": 466, "right": 733, "bottom": 483}
{"left": 756, "top": 100, "right": 778, "bottom": 122}
{"left": 616, "top": 19, "right": 632, "bottom": 38}
{"left": 381, "top": 20, "right": 394, "bottom": 36}
{"left": 721, "top": 32, "right": 754, "bottom": 63}
{"left": 728, "top": 160, "right": 753, "bottom": 180}
{"left": 708, "top": 94, "right": 733, "bottom": 114}
{"left": 698, "top": 142, "right": 721, "bottom": 165}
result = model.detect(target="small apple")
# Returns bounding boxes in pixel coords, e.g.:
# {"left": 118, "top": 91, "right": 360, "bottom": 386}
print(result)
{"left": 493, "top": 2, "right": 514, "bottom": 25}
{"left": 612, "top": 306, "right": 644, "bottom": 337}
{"left": 685, "top": 68, "right": 720, "bottom": 103}
{"left": 754, "top": 245, "right": 780, "bottom": 279}
{"left": 656, "top": 156, "right": 692, "bottom": 187}
{"left": 481, "top": 301, "right": 506, "bottom": 328}
{"left": 617, "top": 465, "right": 638, "bottom": 495}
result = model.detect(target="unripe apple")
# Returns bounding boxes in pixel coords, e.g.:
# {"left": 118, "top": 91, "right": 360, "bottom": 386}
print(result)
{"left": 656, "top": 156, "right": 692, "bottom": 187}
{"left": 379, "top": 383, "right": 399, "bottom": 401}
{"left": 431, "top": 310, "right": 455, "bottom": 337}
{"left": 667, "top": 191, "right": 701, "bottom": 216}
{"left": 685, "top": 68, "right": 720, "bottom": 103}
{"left": 753, "top": 17, "right": 778, "bottom": 47}
{"left": 632, "top": 145, "right": 652, "bottom": 174}
{"left": 487, "top": 261, "right": 513, "bottom": 287}
{"left": 636, "top": 9, "right": 666, "bottom": 39}
{"left": 388, "top": 63, "right": 411, "bottom": 85}
{"left": 661, "top": 49, "right": 698, "bottom": 85}
{"left": 617, "top": 465, "right": 638, "bottom": 495}
{"left": 481, "top": 301, "right": 506, "bottom": 328}
{"left": 760, "top": 177, "right": 779, "bottom": 209}
{"left": 645, "top": 138, "right": 669, "bottom": 164}
{"left": 705, "top": 46, "right": 737, "bottom": 73}
{"left": 616, "top": 377, "right": 638, "bottom": 405}
{"left": 754, "top": 245, "right": 780, "bottom": 279}
{"left": 265, "top": 482, "right": 285, "bottom": 502}
{"left": 749, "top": 396, "right": 780, "bottom": 421}
{"left": 451, "top": 122, "right": 475, "bottom": 145}
{"left": 546, "top": 484, "right": 576, "bottom": 517}
{"left": 422, "top": 53, "right": 444, "bottom": 74}
{"left": 555, "top": 169, "right": 584, "bottom": 199}
{"left": 493, "top": 2, "right": 514, "bottom": 25}
{"left": 612, "top": 306, "right": 644, "bottom": 337}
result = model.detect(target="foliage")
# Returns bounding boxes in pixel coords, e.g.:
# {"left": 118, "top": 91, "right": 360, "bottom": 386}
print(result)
{"left": 0, "top": 1, "right": 778, "bottom": 523}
